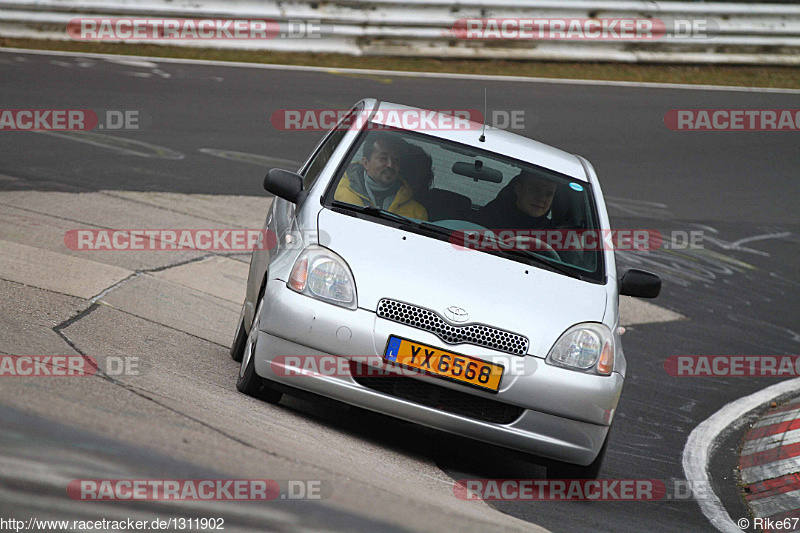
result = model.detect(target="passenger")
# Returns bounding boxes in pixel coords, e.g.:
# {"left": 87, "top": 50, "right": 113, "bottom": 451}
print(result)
{"left": 477, "top": 171, "right": 557, "bottom": 230}
{"left": 334, "top": 132, "right": 428, "bottom": 220}
{"left": 401, "top": 144, "right": 434, "bottom": 195}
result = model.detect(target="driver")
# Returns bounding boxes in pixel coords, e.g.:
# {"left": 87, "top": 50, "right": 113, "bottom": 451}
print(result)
{"left": 477, "top": 171, "right": 557, "bottom": 231}
{"left": 334, "top": 132, "right": 428, "bottom": 221}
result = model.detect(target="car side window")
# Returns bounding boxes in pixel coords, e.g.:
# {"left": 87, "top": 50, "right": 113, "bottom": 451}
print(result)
{"left": 302, "top": 106, "right": 362, "bottom": 191}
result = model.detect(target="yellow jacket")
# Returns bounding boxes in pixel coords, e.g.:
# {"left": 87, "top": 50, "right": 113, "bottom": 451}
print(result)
{"left": 334, "top": 168, "right": 428, "bottom": 221}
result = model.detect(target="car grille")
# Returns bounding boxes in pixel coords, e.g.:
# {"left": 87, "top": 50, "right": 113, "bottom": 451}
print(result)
{"left": 351, "top": 364, "right": 524, "bottom": 425}
{"left": 376, "top": 299, "right": 529, "bottom": 356}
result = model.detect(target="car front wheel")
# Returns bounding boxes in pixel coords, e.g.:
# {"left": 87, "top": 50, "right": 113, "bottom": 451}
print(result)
{"left": 236, "top": 296, "right": 282, "bottom": 404}
{"left": 230, "top": 312, "right": 247, "bottom": 362}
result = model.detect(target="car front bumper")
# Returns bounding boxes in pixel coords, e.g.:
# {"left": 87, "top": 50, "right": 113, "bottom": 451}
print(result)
{"left": 253, "top": 279, "right": 622, "bottom": 465}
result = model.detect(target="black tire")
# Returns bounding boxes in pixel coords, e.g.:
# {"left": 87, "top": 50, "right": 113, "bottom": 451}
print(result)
{"left": 230, "top": 317, "right": 247, "bottom": 362}
{"left": 236, "top": 298, "right": 282, "bottom": 404}
{"left": 236, "top": 343, "right": 282, "bottom": 404}
{"left": 546, "top": 431, "right": 610, "bottom": 480}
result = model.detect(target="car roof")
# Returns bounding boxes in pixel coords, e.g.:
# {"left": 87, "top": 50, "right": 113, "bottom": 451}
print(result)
{"left": 361, "top": 99, "right": 590, "bottom": 183}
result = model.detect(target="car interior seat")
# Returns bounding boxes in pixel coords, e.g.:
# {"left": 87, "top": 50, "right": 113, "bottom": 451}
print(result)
{"left": 420, "top": 188, "right": 473, "bottom": 221}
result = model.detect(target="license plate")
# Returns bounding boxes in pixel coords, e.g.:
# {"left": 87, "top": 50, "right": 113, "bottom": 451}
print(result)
{"left": 384, "top": 335, "right": 504, "bottom": 392}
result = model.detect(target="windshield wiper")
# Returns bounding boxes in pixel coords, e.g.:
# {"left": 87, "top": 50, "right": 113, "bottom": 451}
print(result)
{"left": 331, "top": 201, "right": 408, "bottom": 224}
{"left": 332, "top": 201, "right": 427, "bottom": 229}
{"left": 331, "top": 201, "right": 449, "bottom": 237}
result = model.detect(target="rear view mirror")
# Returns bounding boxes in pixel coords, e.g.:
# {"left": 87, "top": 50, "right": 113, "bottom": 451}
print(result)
{"left": 452, "top": 161, "right": 503, "bottom": 183}
{"left": 619, "top": 269, "right": 661, "bottom": 298}
{"left": 264, "top": 168, "right": 304, "bottom": 204}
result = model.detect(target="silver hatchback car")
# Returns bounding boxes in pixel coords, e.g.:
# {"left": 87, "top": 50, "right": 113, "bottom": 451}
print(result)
{"left": 231, "top": 99, "right": 661, "bottom": 479}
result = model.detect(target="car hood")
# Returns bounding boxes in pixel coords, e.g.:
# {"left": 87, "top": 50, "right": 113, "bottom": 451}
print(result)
{"left": 318, "top": 208, "right": 607, "bottom": 357}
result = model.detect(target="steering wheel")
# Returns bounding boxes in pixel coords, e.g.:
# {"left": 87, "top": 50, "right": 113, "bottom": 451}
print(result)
{"left": 501, "top": 234, "right": 561, "bottom": 261}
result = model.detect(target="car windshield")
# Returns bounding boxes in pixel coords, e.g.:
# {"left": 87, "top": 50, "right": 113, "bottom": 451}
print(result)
{"left": 324, "top": 126, "right": 604, "bottom": 281}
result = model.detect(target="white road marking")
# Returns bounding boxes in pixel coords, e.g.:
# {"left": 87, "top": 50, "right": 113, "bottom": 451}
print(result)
{"left": 742, "top": 428, "right": 800, "bottom": 456}
{"left": 682, "top": 377, "right": 800, "bottom": 533}
{"left": 752, "top": 408, "right": 800, "bottom": 429}
{"left": 702, "top": 231, "right": 793, "bottom": 257}
{"left": 747, "top": 489, "right": 800, "bottom": 518}
{"left": 3, "top": 47, "right": 800, "bottom": 94}
{"left": 741, "top": 456, "right": 800, "bottom": 485}
{"left": 32, "top": 131, "right": 184, "bottom": 160}
{"left": 199, "top": 148, "right": 300, "bottom": 169}
{"left": 104, "top": 58, "right": 159, "bottom": 68}
{"left": 419, "top": 472, "right": 456, "bottom": 486}
{"left": 729, "top": 232, "right": 793, "bottom": 249}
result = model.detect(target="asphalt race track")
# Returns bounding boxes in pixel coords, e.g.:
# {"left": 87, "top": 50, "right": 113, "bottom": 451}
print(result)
{"left": 1, "top": 48, "right": 799, "bottom": 532}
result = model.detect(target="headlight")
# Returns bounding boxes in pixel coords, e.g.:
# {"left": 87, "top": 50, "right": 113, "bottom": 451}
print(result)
{"left": 546, "top": 323, "right": 614, "bottom": 375}
{"left": 288, "top": 246, "right": 357, "bottom": 309}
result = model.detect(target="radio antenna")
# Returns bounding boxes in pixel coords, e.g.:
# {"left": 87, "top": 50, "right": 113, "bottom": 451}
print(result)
{"left": 479, "top": 86, "right": 487, "bottom": 142}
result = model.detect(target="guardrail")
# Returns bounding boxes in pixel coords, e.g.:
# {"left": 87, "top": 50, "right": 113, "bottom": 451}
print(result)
{"left": 1, "top": 0, "right": 798, "bottom": 64}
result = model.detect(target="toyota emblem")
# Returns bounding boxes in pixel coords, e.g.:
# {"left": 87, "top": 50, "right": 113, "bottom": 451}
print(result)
{"left": 444, "top": 306, "right": 469, "bottom": 323}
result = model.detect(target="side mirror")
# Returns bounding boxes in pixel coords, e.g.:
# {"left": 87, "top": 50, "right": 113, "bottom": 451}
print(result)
{"left": 619, "top": 269, "right": 661, "bottom": 298}
{"left": 264, "top": 168, "right": 304, "bottom": 203}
